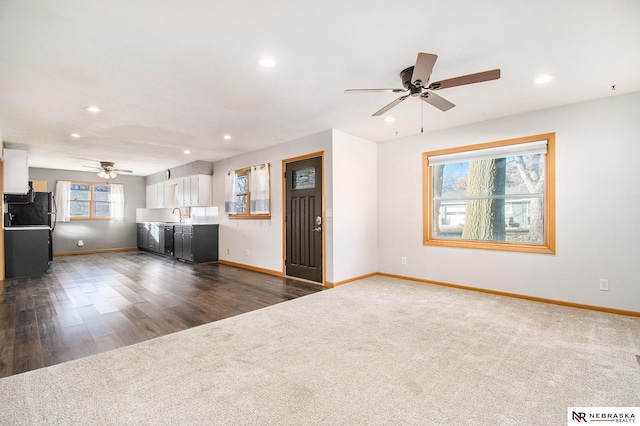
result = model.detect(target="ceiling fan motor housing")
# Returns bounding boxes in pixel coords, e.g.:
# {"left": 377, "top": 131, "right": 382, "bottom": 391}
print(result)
{"left": 400, "top": 66, "right": 423, "bottom": 96}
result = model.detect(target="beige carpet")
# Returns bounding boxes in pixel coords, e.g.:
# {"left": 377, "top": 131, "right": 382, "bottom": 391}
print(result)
{"left": 1, "top": 276, "right": 639, "bottom": 425}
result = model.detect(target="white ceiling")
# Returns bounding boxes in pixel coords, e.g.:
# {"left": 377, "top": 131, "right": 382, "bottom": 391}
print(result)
{"left": 1, "top": 0, "right": 639, "bottom": 176}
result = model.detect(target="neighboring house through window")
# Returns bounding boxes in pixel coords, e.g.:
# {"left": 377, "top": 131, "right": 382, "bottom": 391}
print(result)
{"left": 423, "top": 133, "right": 555, "bottom": 254}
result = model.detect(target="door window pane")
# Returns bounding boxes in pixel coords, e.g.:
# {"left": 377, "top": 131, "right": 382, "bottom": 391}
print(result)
{"left": 293, "top": 167, "right": 315, "bottom": 189}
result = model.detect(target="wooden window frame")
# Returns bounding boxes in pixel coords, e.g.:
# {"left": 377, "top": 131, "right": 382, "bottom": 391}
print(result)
{"left": 70, "top": 181, "right": 113, "bottom": 220}
{"left": 228, "top": 167, "right": 271, "bottom": 220}
{"left": 422, "top": 133, "right": 556, "bottom": 254}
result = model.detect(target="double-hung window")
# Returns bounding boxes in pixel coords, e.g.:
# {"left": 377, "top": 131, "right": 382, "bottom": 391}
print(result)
{"left": 423, "top": 133, "right": 555, "bottom": 253}
{"left": 224, "top": 164, "right": 271, "bottom": 219}
{"left": 70, "top": 182, "right": 113, "bottom": 219}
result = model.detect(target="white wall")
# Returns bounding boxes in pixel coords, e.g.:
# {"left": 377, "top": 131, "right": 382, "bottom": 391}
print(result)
{"left": 212, "top": 130, "right": 334, "bottom": 280}
{"left": 331, "top": 130, "right": 377, "bottom": 283}
{"left": 377, "top": 91, "right": 640, "bottom": 312}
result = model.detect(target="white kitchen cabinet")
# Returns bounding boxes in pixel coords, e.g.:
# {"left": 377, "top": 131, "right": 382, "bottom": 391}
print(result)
{"left": 175, "top": 178, "right": 187, "bottom": 207}
{"left": 145, "top": 182, "right": 167, "bottom": 208}
{"left": 173, "top": 174, "right": 212, "bottom": 207}
{"left": 156, "top": 182, "right": 165, "bottom": 207}
{"left": 146, "top": 184, "right": 157, "bottom": 208}
{"left": 188, "top": 174, "right": 212, "bottom": 206}
{"left": 3, "top": 149, "right": 29, "bottom": 194}
{"left": 163, "top": 182, "right": 174, "bottom": 207}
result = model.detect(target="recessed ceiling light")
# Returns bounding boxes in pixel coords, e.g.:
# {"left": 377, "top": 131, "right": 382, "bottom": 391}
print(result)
{"left": 184, "top": 150, "right": 191, "bottom": 155}
{"left": 70, "top": 133, "right": 81, "bottom": 138}
{"left": 223, "top": 134, "right": 232, "bottom": 140}
{"left": 86, "top": 105, "right": 101, "bottom": 113}
{"left": 383, "top": 116, "right": 396, "bottom": 122}
{"left": 534, "top": 75, "right": 553, "bottom": 85}
{"left": 259, "top": 57, "right": 276, "bottom": 68}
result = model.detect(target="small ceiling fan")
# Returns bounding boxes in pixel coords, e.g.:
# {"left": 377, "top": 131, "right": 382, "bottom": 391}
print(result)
{"left": 83, "top": 161, "right": 133, "bottom": 179}
{"left": 345, "top": 52, "right": 500, "bottom": 116}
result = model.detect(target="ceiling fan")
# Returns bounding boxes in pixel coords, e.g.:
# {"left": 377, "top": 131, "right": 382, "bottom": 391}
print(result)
{"left": 345, "top": 52, "right": 500, "bottom": 116}
{"left": 83, "top": 161, "right": 133, "bottom": 179}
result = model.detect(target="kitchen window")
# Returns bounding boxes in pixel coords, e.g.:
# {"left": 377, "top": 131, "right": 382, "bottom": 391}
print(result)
{"left": 423, "top": 133, "right": 555, "bottom": 253}
{"left": 70, "top": 182, "right": 112, "bottom": 219}
{"left": 224, "top": 163, "right": 271, "bottom": 219}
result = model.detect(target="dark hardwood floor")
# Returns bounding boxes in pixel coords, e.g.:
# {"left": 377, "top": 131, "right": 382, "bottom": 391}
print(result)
{"left": 0, "top": 251, "right": 323, "bottom": 378}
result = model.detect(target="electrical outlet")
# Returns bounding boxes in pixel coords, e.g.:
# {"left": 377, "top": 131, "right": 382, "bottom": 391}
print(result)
{"left": 226, "top": 248, "right": 230, "bottom": 254}
{"left": 401, "top": 257, "right": 407, "bottom": 266}
{"left": 599, "top": 279, "right": 609, "bottom": 291}
{"left": 246, "top": 249, "right": 250, "bottom": 256}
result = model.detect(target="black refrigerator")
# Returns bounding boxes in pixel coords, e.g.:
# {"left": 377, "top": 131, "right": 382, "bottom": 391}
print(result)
{"left": 7, "top": 192, "right": 55, "bottom": 261}
{"left": 7, "top": 192, "right": 54, "bottom": 228}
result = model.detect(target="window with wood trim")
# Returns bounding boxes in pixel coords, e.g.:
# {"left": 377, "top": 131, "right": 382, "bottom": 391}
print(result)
{"left": 423, "top": 133, "right": 555, "bottom": 253}
{"left": 70, "top": 182, "right": 113, "bottom": 219}
{"left": 235, "top": 168, "right": 250, "bottom": 215}
{"left": 224, "top": 163, "right": 271, "bottom": 219}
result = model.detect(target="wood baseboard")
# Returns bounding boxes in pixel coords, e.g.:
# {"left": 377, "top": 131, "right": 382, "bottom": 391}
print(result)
{"left": 326, "top": 272, "right": 378, "bottom": 288}
{"left": 218, "top": 259, "right": 284, "bottom": 278}
{"left": 377, "top": 272, "right": 640, "bottom": 318}
{"left": 54, "top": 247, "right": 139, "bottom": 257}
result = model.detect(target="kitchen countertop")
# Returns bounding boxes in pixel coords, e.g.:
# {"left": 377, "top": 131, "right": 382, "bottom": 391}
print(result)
{"left": 5, "top": 225, "right": 51, "bottom": 231}
{"left": 138, "top": 222, "right": 218, "bottom": 226}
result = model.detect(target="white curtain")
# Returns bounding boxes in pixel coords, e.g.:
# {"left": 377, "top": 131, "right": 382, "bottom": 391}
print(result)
{"left": 54, "top": 180, "right": 71, "bottom": 222}
{"left": 110, "top": 183, "right": 125, "bottom": 221}
{"left": 224, "top": 171, "right": 237, "bottom": 213}
{"left": 250, "top": 163, "right": 270, "bottom": 215}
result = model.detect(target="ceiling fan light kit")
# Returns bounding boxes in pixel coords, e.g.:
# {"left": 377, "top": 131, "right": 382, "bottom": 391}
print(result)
{"left": 83, "top": 161, "right": 133, "bottom": 179}
{"left": 345, "top": 52, "right": 500, "bottom": 117}
{"left": 98, "top": 170, "right": 118, "bottom": 179}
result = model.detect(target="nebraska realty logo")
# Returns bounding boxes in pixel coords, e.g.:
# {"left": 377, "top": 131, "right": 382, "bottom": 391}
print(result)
{"left": 568, "top": 407, "right": 639, "bottom": 423}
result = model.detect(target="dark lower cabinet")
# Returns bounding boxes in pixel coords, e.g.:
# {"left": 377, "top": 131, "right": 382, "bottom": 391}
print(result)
{"left": 137, "top": 223, "right": 148, "bottom": 249}
{"left": 137, "top": 223, "right": 170, "bottom": 255}
{"left": 174, "top": 224, "right": 218, "bottom": 263}
{"left": 138, "top": 223, "right": 218, "bottom": 263}
{"left": 5, "top": 228, "right": 50, "bottom": 278}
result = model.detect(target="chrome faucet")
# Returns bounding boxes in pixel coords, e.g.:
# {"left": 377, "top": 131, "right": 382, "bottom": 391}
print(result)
{"left": 172, "top": 207, "right": 183, "bottom": 222}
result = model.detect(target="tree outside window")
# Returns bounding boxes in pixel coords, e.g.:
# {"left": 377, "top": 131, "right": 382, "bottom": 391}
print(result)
{"left": 423, "top": 133, "right": 555, "bottom": 254}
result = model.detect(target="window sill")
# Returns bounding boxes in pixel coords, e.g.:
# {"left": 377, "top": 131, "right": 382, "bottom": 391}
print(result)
{"left": 228, "top": 214, "right": 271, "bottom": 220}
{"left": 423, "top": 238, "right": 555, "bottom": 254}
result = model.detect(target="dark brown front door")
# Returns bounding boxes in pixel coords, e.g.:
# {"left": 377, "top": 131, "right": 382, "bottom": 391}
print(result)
{"left": 285, "top": 156, "right": 323, "bottom": 283}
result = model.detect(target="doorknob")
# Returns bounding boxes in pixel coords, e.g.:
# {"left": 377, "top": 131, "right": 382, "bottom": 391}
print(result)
{"left": 313, "top": 215, "right": 322, "bottom": 232}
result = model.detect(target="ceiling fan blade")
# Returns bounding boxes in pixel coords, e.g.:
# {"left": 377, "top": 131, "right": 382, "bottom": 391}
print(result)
{"left": 113, "top": 168, "right": 133, "bottom": 173}
{"left": 420, "top": 91, "right": 455, "bottom": 111}
{"left": 411, "top": 53, "right": 438, "bottom": 86}
{"left": 82, "top": 165, "right": 101, "bottom": 170}
{"left": 344, "top": 88, "right": 406, "bottom": 93}
{"left": 372, "top": 94, "right": 410, "bottom": 116}
{"left": 428, "top": 69, "right": 501, "bottom": 91}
